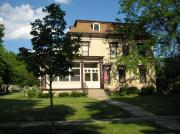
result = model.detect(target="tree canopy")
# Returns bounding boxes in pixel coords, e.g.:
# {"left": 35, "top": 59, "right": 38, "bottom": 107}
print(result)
{"left": 30, "top": 3, "right": 81, "bottom": 107}
{"left": 118, "top": 0, "right": 180, "bottom": 56}
{"left": 0, "top": 25, "right": 37, "bottom": 90}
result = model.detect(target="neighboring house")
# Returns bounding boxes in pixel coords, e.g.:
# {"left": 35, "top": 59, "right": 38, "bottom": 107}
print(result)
{"left": 41, "top": 20, "right": 155, "bottom": 92}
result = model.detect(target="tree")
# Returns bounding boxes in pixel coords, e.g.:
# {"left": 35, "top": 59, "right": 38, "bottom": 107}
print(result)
{"left": 0, "top": 24, "right": 5, "bottom": 86}
{"left": 30, "top": 3, "right": 81, "bottom": 108}
{"left": 17, "top": 47, "right": 40, "bottom": 77}
{"left": 118, "top": 0, "right": 180, "bottom": 56}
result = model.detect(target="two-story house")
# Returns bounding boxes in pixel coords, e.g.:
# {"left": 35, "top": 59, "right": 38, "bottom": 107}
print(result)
{"left": 42, "top": 20, "right": 155, "bottom": 93}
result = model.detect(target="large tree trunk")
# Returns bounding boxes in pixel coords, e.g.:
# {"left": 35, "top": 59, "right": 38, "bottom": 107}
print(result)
{"left": 49, "top": 80, "right": 54, "bottom": 108}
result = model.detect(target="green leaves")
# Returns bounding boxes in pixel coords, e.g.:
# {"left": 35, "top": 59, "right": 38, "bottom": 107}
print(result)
{"left": 30, "top": 3, "right": 81, "bottom": 80}
{"left": 118, "top": 0, "right": 180, "bottom": 56}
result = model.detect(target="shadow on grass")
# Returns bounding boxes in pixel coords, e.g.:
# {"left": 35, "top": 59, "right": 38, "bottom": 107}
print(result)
{"left": 0, "top": 124, "right": 103, "bottom": 134}
{"left": 0, "top": 96, "right": 179, "bottom": 134}
{"left": 85, "top": 101, "right": 133, "bottom": 119}
{"left": 0, "top": 98, "right": 76, "bottom": 122}
{"left": 111, "top": 95, "right": 180, "bottom": 115}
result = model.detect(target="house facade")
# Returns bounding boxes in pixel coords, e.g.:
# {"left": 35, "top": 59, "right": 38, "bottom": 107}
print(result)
{"left": 42, "top": 20, "right": 156, "bottom": 92}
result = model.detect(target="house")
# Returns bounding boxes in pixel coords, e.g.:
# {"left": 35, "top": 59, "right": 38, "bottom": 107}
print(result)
{"left": 41, "top": 20, "right": 156, "bottom": 92}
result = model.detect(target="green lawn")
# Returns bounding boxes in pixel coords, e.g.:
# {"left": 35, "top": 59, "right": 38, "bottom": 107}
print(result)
{"left": 112, "top": 95, "right": 180, "bottom": 115}
{"left": 0, "top": 93, "right": 132, "bottom": 122}
{"left": 1, "top": 122, "right": 177, "bottom": 134}
{"left": 0, "top": 93, "right": 178, "bottom": 134}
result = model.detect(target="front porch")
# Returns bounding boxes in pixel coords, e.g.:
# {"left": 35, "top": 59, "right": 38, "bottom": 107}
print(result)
{"left": 41, "top": 56, "right": 104, "bottom": 91}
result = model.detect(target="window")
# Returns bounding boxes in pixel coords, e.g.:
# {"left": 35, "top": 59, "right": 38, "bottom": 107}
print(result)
{"left": 71, "top": 69, "right": 80, "bottom": 81}
{"left": 118, "top": 65, "right": 126, "bottom": 83}
{"left": 110, "top": 42, "right": 118, "bottom": 59}
{"left": 84, "top": 62, "right": 98, "bottom": 68}
{"left": 59, "top": 76, "right": 69, "bottom": 81}
{"left": 84, "top": 69, "right": 98, "bottom": 81}
{"left": 59, "top": 62, "right": 80, "bottom": 82}
{"left": 47, "top": 75, "right": 58, "bottom": 82}
{"left": 137, "top": 42, "right": 146, "bottom": 56}
{"left": 81, "top": 41, "right": 89, "bottom": 56}
{"left": 103, "top": 65, "right": 111, "bottom": 83}
{"left": 93, "top": 23, "right": 100, "bottom": 31}
{"left": 122, "top": 44, "right": 129, "bottom": 56}
{"left": 139, "top": 65, "right": 146, "bottom": 83}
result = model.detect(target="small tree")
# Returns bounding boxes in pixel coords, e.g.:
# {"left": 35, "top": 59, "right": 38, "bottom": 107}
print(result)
{"left": 30, "top": 3, "right": 81, "bottom": 108}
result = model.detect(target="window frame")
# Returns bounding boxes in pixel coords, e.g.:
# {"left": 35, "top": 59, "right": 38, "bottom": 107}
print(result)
{"left": 81, "top": 41, "right": 90, "bottom": 56}
{"left": 93, "top": 23, "right": 100, "bottom": 31}
{"left": 59, "top": 62, "right": 81, "bottom": 82}
{"left": 109, "top": 42, "right": 118, "bottom": 59}
{"left": 139, "top": 65, "right": 147, "bottom": 83}
{"left": 118, "top": 65, "right": 126, "bottom": 83}
{"left": 122, "top": 44, "right": 129, "bottom": 56}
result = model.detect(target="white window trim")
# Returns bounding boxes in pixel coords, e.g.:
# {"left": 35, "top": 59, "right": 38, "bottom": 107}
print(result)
{"left": 93, "top": 23, "right": 100, "bottom": 31}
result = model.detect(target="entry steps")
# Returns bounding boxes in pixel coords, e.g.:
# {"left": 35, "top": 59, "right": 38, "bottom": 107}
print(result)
{"left": 87, "top": 89, "right": 108, "bottom": 100}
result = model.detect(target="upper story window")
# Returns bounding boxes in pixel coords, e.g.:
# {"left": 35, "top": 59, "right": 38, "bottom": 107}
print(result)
{"left": 109, "top": 42, "right": 118, "bottom": 59}
{"left": 137, "top": 42, "right": 146, "bottom": 56}
{"left": 93, "top": 23, "right": 100, "bottom": 31}
{"left": 122, "top": 44, "right": 129, "bottom": 56}
{"left": 118, "top": 65, "right": 126, "bottom": 83}
{"left": 81, "top": 41, "right": 90, "bottom": 56}
{"left": 139, "top": 65, "right": 146, "bottom": 83}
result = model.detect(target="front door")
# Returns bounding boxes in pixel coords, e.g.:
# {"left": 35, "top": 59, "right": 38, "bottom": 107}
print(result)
{"left": 83, "top": 62, "right": 100, "bottom": 88}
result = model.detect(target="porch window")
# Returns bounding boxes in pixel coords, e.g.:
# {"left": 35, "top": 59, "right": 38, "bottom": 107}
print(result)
{"left": 122, "top": 44, "right": 129, "bottom": 56}
{"left": 92, "top": 70, "right": 98, "bottom": 81}
{"left": 118, "top": 65, "right": 126, "bottom": 83}
{"left": 84, "top": 62, "right": 98, "bottom": 68}
{"left": 59, "top": 62, "right": 80, "bottom": 82}
{"left": 71, "top": 69, "right": 80, "bottom": 81}
{"left": 85, "top": 71, "right": 91, "bottom": 81}
{"left": 139, "top": 65, "right": 146, "bottom": 83}
{"left": 110, "top": 42, "right": 118, "bottom": 59}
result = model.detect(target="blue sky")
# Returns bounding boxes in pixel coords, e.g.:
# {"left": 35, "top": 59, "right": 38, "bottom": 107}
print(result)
{"left": 0, "top": 0, "right": 122, "bottom": 53}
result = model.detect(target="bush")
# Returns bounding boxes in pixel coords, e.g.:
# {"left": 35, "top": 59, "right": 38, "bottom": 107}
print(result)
{"left": 172, "top": 81, "right": 180, "bottom": 94}
{"left": 21, "top": 86, "right": 41, "bottom": 98}
{"left": 58, "top": 91, "right": 87, "bottom": 97}
{"left": 140, "top": 86, "right": 156, "bottom": 95}
{"left": 58, "top": 92, "right": 70, "bottom": 97}
{"left": 112, "top": 86, "right": 140, "bottom": 96}
{"left": 71, "top": 91, "right": 87, "bottom": 97}
{"left": 38, "top": 92, "right": 50, "bottom": 98}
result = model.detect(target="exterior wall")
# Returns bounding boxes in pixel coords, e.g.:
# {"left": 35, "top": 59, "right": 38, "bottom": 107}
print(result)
{"left": 80, "top": 36, "right": 156, "bottom": 90}
{"left": 43, "top": 20, "right": 156, "bottom": 91}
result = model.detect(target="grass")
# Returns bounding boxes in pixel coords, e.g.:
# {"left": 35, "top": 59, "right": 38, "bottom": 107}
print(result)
{"left": 1, "top": 122, "right": 178, "bottom": 134}
{"left": 111, "top": 94, "right": 180, "bottom": 115}
{"left": 0, "top": 93, "right": 179, "bottom": 134}
{"left": 0, "top": 93, "right": 132, "bottom": 122}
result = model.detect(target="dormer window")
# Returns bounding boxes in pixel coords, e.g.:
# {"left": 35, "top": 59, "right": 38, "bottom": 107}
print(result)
{"left": 93, "top": 23, "right": 100, "bottom": 31}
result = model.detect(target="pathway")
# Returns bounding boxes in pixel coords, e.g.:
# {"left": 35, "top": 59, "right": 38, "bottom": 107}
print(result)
{"left": 0, "top": 115, "right": 180, "bottom": 128}
{"left": 106, "top": 100, "right": 180, "bottom": 131}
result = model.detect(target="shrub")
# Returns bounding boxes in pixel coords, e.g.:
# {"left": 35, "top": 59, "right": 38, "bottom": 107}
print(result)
{"left": 21, "top": 86, "right": 41, "bottom": 98}
{"left": 71, "top": 91, "right": 87, "bottom": 97}
{"left": 140, "top": 86, "right": 156, "bottom": 95}
{"left": 38, "top": 92, "right": 50, "bottom": 98}
{"left": 58, "top": 91, "right": 87, "bottom": 97}
{"left": 112, "top": 86, "right": 140, "bottom": 96}
{"left": 172, "top": 81, "right": 180, "bottom": 94}
{"left": 58, "top": 92, "right": 70, "bottom": 97}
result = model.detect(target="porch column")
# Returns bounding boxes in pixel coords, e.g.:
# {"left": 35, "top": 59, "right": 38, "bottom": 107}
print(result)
{"left": 80, "top": 58, "right": 84, "bottom": 91}
{"left": 99, "top": 58, "right": 104, "bottom": 89}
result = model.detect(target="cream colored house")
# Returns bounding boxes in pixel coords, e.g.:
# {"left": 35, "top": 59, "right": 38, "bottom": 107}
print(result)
{"left": 42, "top": 20, "right": 155, "bottom": 92}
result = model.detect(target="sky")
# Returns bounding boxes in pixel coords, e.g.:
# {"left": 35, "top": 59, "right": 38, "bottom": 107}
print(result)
{"left": 0, "top": 0, "right": 122, "bottom": 53}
